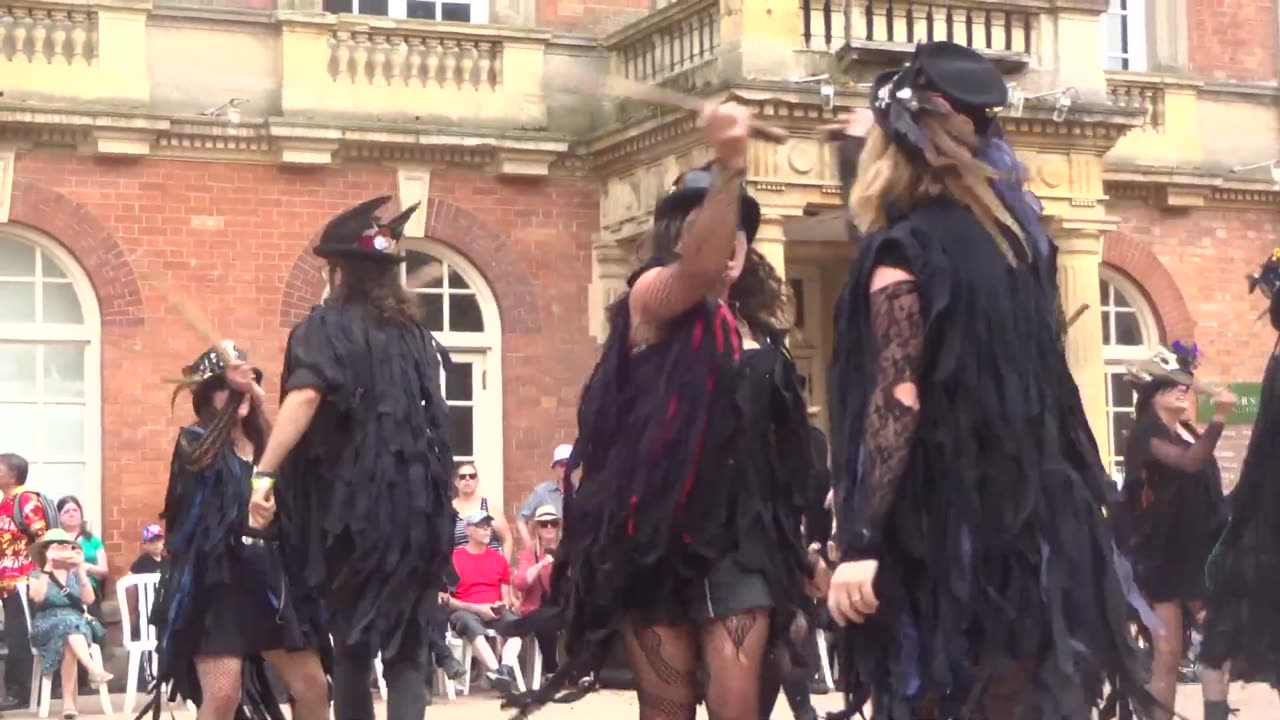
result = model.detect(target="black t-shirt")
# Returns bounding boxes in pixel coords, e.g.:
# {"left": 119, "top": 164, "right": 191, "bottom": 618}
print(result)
{"left": 130, "top": 554, "right": 163, "bottom": 574}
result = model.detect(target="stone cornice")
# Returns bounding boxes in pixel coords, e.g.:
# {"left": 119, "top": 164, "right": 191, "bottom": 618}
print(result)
{"left": 1105, "top": 168, "right": 1280, "bottom": 210}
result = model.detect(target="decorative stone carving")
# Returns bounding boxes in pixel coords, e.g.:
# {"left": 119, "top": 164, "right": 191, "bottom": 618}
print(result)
{"left": 600, "top": 145, "right": 713, "bottom": 243}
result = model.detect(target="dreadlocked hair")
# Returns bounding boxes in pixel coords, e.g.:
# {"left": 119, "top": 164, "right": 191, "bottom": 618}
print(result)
{"left": 850, "top": 110, "right": 1028, "bottom": 265}
{"left": 644, "top": 208, "right": 792, "bottom": 343}
{"left": 327, "top": 258, "right": 422, "bottom": 326}
{"left": 170, "top": 378, "right": 267, "bottom": 471}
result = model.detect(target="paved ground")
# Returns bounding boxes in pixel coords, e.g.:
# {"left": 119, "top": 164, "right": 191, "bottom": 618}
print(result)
{"left": 9, "top": 683, "right": 1278, "bottom": 719}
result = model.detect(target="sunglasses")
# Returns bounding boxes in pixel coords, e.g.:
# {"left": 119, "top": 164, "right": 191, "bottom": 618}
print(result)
{"left": 536, "top": 520, "right": 561, "bottom": 528}
{"left": 458, "top": 472, "right": 477, "bottom": 480}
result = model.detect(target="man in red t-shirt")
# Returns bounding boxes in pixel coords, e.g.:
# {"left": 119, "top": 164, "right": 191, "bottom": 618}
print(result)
{"left": 444, "top": 511, "right": 522, "bottom": 690}
{"left": 0, "top": 453, "right": 46, "bottom": 708}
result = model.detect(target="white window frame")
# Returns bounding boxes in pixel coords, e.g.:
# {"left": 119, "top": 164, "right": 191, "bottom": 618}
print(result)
{"left": 399, "top": 239, "right": 503, "bottom": 506}
{"left": 0, "top": 225, "right": 102, "bottom": 533}
{"left": 1103, "top": 0, "right": 1148, "bottom": 72}
{"left": 344, "top": 0, "right": 489, "bottom": 24}
{"left": 1099, "top": 267, "right": 1159, "bottom": 487}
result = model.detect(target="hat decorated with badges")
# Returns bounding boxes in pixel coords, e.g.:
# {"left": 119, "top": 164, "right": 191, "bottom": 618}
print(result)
{"left": 1126, "top": 341, "right": 1200, "bottom": 413}
{"left": 313, "top": 195, "right": 420, "bottom": 264}
{"left": 654, "top": 162, "right": 762, "bottom": 243}
{"left": 180, "top": 341, "right": 263, "bottom": 386}
{"left": 870, "top": 41, "right": 1009, "bottom": 162}
{"left": 1247, "top": 248, "right": 1280, "bottom": 299}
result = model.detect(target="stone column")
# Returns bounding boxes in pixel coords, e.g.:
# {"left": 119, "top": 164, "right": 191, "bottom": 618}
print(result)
{"left": 752, "top": 214, "right": 786, "bottom": 282}
{"left": 1052, "top": 217, "right": 1112, "bottom": 466}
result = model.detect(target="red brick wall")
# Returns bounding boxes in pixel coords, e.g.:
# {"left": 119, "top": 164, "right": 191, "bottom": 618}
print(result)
{"left": 9, "top": 151, "right": 598, "bottom": 568}
{"left": 537, "top": 0, "right": 652, "bottom": 33}
{"left": 1104, "top": 198, "right": 1280, "bottom": 488}
{"left": 1187, "top": 0, "right": 1278, "bottom": 82}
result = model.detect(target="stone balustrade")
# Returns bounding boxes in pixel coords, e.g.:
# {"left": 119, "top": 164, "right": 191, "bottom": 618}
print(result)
{"left": 328, "top": 28, "right": 502, "bottom": 92}
{"left": 802, "top": 0, "right": 1038, "bottom": 60}
{"left": 605, "top": 0, "right": 719, "bottom": 88}
{"left": 0, "top": 6, "right": 97, "bottom": 65}
{"left": 1106, "top": 74, "right": 1166, "bottom": 131}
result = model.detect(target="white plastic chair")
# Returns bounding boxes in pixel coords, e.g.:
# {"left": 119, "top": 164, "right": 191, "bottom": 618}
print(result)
{"left": 117, "top": 572, "right": 161, "bottom": 715}
{"left": 815, "top": 628, "right": 835, "bottom": 690}
{"left": 432, "top": 631, "right": 465, "bottom": 701}
{"left": 16, "top": 579, "right": 113, "bottom": 718}
{"left": 508, "top": 635, "right": 544, "bottom": 693}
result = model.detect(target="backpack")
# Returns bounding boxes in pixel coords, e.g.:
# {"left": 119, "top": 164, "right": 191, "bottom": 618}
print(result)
{"left": 11, "top": 490, "right": 60, "bottom": 539}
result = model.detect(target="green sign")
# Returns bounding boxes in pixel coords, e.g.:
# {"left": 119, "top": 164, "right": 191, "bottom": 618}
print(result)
{"left": 1197, "top": 382, "right": 1263, "bottom": 425}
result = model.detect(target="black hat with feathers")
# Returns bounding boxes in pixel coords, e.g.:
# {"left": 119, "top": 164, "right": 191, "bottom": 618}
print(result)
{"left": 313, "top": 195, "right": 420, "bottom": 264}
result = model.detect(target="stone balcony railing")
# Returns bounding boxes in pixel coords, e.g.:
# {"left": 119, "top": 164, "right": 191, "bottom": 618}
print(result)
{"left": 279, "top": 13, "right": 551, "bottom": 129}
{"left": 0, "top": 0, "right": 148, "bottom": 103}
{"left": 801, "top": 0, "right": 1039, "bottom": 68}
{"left": 1106, "top": 72, "right": 1167, "bottom": 132}
{"left": 604, "top": 0, "right": 719, "bottom": 90}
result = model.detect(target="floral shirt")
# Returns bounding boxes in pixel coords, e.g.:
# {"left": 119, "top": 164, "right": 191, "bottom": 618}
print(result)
{"left": 0, "top": 487, "right": 49, "bottom": 597}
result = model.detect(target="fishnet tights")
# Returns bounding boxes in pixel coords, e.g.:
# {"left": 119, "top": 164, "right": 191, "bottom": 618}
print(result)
{"left": 623, "top": 609, "right": 770, "bottom": 720}
{"left": 193, "top": 657, "right": 243, "bottom": 720}
{"left": 193, "top": 651, "right": 328, "bottom": 720}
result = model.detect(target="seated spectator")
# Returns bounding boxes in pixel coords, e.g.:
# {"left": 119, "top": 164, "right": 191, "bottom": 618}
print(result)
{"left": 516, "top": 445, "right": 571, "bottom": 548}
{"left": 512, "top": 505, "right": 562, "bottom": 676}
{"left": 452, "top": 463, "right": 514, "bottom": 559}
{"left": 445, "top": 511, "right": 522, "bottom": 689}
{"left": 26, "top": 530, "right": 112, "bottom": 720}
{"left": 130, "top": 524, "right": 165, "bottom": 575}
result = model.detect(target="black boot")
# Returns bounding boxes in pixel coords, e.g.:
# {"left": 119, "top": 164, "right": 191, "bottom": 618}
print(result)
{"left": 1204, "top": 700, "right": 1230, "bottom": 720}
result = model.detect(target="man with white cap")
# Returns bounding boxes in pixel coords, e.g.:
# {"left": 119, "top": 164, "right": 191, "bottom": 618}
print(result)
{"left": 516, "top": 443, "right": 573, "bottom": 548}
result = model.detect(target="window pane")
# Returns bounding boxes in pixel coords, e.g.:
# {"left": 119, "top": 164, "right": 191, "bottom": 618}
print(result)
{"left": 43, "top": 404, "right": 85, "bottom": 460}
{"left": 0, "top": 281, "right": 36, "bottom": 322}
{"left": 789, "top": 279, "right": 806, "bottom": 329}
{"left": 415, "top": 293, "right": 444, "bottom": 332}
{"left": 1101, "top": 310, "right": 1112, "bottom": 345}
{"left": 44, "top": 344, "right": 85, "bottom": 400}
{"left": 31, "top": 464, "right": 84, "bottom": 506}
{"left": 1115, "top": 311, "right": 1142, "bottom": 345}
{"left": 42, "top": 282, "right": 83, "bottom": 324}
{"left": 407, "top": 1, "right": 437, "bottom": 19}
{"left": 1105, "top": 13, "right": 1128, "bottom": 55}
{"left": 0, "top": 343, "right": 38, "bottom": 400}
{"left": 1113, "top": 409, "right": 1136, "bottom": 447}
{"left": 449, "top": 293, "right": 484, "bottom": 332}
{"left": 444, "top": 361, "right": 473, "bottom": 402}
{"left": 440, "top": 2, "right": 471, "bottom": 21}
{"left": 324, "top": 0, "right": 354, "bottom": 11}
{"left": 0, "top": 237, "right": 37, "bottom": 277}
{"left": 1109, "top": 372, "right": 1136, "bottom": 409}
{"left": 405, "top": 251, "right": 445, "bottom": 289}
{"left": 449, "top": 405, "right": 474, "bottom": 457}
{"left": 1099, "top": 278, "right": 1111, "bottom": 306}
{"left": 41, "top": 253, "right": 68, "bottom": 280}
{"left": 1104, "top": 55, "right": 1128, "bottom": 71}
{"left": 1112, "top": 286, "right": 1132, "bottom": 309}
{"left": 0, "top": 403, "right": 38, "bottom": 453}
{"left": 358, "top": 0, "right": 389, "bottom": 15}
{"left": 446, "top": 266, "right": 471, "bottom": 291}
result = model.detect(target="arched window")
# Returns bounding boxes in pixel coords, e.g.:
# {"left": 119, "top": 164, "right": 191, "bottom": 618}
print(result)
{"left": 1099, "top": 266, "right": 1160, "bottom": 486}
{"left": 0, "top": 227, "right": 101, "bottom": 527}
{"left": 400, "top": 240, "right": 504, "bottom": 501}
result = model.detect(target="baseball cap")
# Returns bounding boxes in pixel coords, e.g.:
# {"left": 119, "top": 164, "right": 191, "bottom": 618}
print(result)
{"left": 533, "top": 505, "right": 560, "bottom": 522}
{"left": 142, "top": 524, "right": 164, "bottom": 542}
{"left": 551, "top": 444, "right": 573, "bottom": 467}
{"left": 463, "top": 510, "right": 494, "bottom": 526}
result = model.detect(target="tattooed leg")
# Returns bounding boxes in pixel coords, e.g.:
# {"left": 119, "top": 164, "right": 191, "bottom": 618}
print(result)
{"left": 623, "top": 620, "right": 698, "bottom": 720}
{"left": 701, "top": 609, "right": 769, "bottom": 720}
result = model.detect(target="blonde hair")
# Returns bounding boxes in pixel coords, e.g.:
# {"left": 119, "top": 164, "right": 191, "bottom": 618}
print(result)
{"left": 849, "top": 111, "right": 1027, "bottom": 264}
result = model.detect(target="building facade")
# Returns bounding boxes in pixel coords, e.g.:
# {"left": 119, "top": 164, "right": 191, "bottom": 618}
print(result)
{"left": 0, "top": 0, "right": 1276, "bottom": 564}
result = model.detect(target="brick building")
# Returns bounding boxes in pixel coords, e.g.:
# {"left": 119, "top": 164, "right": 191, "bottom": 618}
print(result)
{"left": 0, "top": 0, "right": 1276, "bottom": 567}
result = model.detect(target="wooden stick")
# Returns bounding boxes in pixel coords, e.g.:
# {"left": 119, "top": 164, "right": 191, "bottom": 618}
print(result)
{"left": 155, "top": 278, "right": 233, "bottom": 366}
{"left": 1064, "top": 303, "right": 1089, "bottom": 330}
{"left": 544, "top": 72, "right": 790, "bottom": 144}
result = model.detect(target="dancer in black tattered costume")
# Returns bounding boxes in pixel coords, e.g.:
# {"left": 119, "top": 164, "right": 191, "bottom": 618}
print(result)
{"left": 144, "top": 344, "right": 329, "bottom": 720}
{"left": 503, "top": 103, "right": 816, "bottom": 719}
{"left": 823, "top": 42, "right": 1155, "bottom": 719}
{"left": 227, "top": 196, "right": 455, "bottom": 720}
{"left": 1121, "top": 341, "right": 1233, "bottom": 720}
{"left": 1201, "top": 250, "right": 1280, "bottom": 710}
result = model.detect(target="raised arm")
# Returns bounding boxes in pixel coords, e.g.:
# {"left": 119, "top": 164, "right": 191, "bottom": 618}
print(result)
{"left": 629, "top": 103, "right": 752, "bottom": 327}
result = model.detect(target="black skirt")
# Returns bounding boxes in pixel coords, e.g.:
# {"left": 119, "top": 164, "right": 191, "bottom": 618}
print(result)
{"left": 196, "top": 540, "right": 308, "bottom": 657}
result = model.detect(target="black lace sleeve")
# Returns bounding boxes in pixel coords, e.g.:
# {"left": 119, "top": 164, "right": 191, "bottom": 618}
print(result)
{"left": 844, "top": 279, "right": 924, "bottom": 560}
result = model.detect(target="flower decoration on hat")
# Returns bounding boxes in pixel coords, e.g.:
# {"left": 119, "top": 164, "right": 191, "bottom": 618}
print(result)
{"left": 358, "top": 224, "right": 397, "bottom": 253}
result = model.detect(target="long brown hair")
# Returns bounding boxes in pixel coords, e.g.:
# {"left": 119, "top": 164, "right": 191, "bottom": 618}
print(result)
{"left": 850, "top": 109, "right": 1028, "bottom": 264}
{"left": 327, "top": 258, "right": 422, "bottom": 326}
{"left": 646, "top": 213, "right": 792, "bottom": 342}
{"left": 177, "top": 379, "right": 268, "bottom": 470}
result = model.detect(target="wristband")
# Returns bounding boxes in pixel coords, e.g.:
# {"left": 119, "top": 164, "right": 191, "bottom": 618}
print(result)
{"left": 251, "top": 470, "right": 278, "bottom": 491}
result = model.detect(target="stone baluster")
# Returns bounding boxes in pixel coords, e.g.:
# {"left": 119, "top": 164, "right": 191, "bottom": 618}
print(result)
{"left": 351, "top": 33, "right": 370, "bottom": 84}
{"left": 424, "top": 39, "right": 442, "bottom": 86}
{"left": 68, "top": 12, "right": 87, "bottom": 65}
{"left": 49, "top": 12, "right": 68, "bottom": 65}
{"left": 86, "top": 20, "right": 96, "bottom": 65}
{"left": 388, "top": 37, "right": 408, "bottom": 86}
{"left": 0, "top": 15, "right": 10, "bottom": 63}
{"left": 30, "top": 10, "right": 47, "bottom": 63}
{"left": 12, "top": 10, "right": 30, "bottom": 63}
{"left": 370, "top": 34, "right": 389, "bottom": 86}
{"left": 334, "top": 32, "right": 354, "bottom": 82}
{"left": 491, "top": 45, "right": 503, "bottom": 88}
{"left": 459, "top": 42, "right": 477, "bottom": 89}
{"left": 405, "top": 37, "right": 424, "bottom": 86}
{"left": 440, "top": 40, "right": 458, "bottom": 89}
{"left": 475, "top": 41, "right": 493, "bottom": 90}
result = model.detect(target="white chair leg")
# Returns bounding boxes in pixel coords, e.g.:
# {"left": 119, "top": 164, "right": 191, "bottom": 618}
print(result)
{"left": 90, "top": 645, "right": 113, "bottom": 715}
{"left": 124, "top": 647, "right": 141, "bottom": 715}
{"left": 38, "top": 673, "right": 52, "bottom": 719}
{"left": 373, "top": 653, "right": 387, "bottom": 702}
{"left": 816, "top": 630, "right": 835, "bottom": 690}
{"left": 530, "top": 639, "right": 543, "bottom": 691}
{"left": 460, "top": 642, "right": 473, "bottom": 696}
{"left": 28, "top": 655, "right": 41, "bottom": 712}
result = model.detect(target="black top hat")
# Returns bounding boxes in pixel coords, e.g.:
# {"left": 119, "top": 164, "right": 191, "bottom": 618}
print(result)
{"left": 653, "top": 163, "right": 762, "bottom": 243}
{"left": 871, "top": 41, "right": 1009, "bottom": 161}
{"left": 1248, "top": 248, "right": 1280, "bottom": 299}
{"left": 313, "top": 196, "right": 420, "bottom": 264}
{"left": 182, "top": 342, "right": 264, "bottom": 387}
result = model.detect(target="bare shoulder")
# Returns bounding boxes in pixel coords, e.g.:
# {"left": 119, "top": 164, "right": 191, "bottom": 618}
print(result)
{"left": 869, "top": 265, "right": 915, "bottom": 294}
